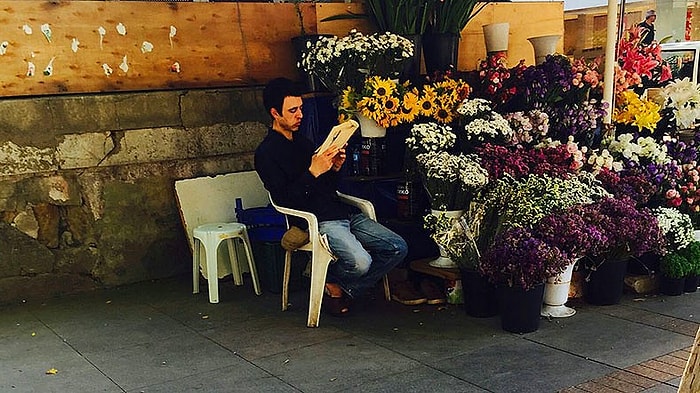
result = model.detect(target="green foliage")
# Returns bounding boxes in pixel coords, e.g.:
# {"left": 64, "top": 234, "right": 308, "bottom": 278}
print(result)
{"left": 678, "top": 241, "right": 700, "bottom": 275}
{"left": 660, "top": 252, "right": 692, "bottom": 279}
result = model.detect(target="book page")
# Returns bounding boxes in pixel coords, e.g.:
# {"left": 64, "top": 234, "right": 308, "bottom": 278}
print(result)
{"left": 315, "top": 120, "right": 359, "bottom": 154}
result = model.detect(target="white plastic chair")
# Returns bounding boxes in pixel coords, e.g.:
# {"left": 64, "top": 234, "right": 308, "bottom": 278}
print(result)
{"left": 268, "top": 191, "right": 391, "bottom": 327}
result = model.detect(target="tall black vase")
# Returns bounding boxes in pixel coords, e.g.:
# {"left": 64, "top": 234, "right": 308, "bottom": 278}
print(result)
{"left": 422, "top": 33, "right": 460, "bottom": 76}
{"left": 291, "top": 34, "right": 332, "bottom": 93}
{"left": 461, "top": 269, "right": 499, "bottom": 318}
{"left": 685, "top": 274, "right": 699, "bottom": 293}
{"left": 583, "top": 259, "right": 629, "bottom": 306}
{"left": 498, "top": 283, "right": 545, "bottom": 333}
{"left": 400, "top": 34, "right": 422, "bottom": 81}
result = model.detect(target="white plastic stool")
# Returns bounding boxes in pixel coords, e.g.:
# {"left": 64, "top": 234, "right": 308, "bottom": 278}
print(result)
{"left": 192, "top": 222, "right": 262, "bottom": 303}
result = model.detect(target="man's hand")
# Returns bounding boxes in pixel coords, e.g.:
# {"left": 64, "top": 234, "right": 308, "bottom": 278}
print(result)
{"left": 309, "top": 146, "right": 339, "bottom": 177}
{"left": 331, "top": 146, "right": 346, "bottom": 172}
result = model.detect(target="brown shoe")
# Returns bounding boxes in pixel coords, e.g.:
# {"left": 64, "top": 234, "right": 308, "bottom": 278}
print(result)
{"left": 420, "top": 279, "right": 446, "bottom": 305}
{"left": 391, "top": 280, "right": 427, "bottom": 305}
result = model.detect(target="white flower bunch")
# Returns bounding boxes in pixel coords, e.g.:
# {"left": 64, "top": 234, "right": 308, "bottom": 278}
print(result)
{"left": 661, "top": 77, "right": 700, "bottom": 129}
{"left": 405, "top": 122, "right": 456, "bottom": 155}
{"left": 606, "top": 133, "right": 669, "bottom": 165}
{"left": 585, "top": 149, "right": 623, "bottom": 173}
{"left": 503, "top": 110, "right": 549, "bottom": 145}
{"left": 300, "top": 29, "right": 413, "bottom": 93}
{"left": 653, "top": 207, "right": 695, "bottom": 254}
{"left": 416, "top": 151, "right": 489, "bottom": 210}
{"left": 457, "top": 98, "right": 513, "bottom": 142}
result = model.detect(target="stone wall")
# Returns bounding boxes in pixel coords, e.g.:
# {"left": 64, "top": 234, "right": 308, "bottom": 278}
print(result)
{"left": 0, "top": 87, "right": 269, "bottom": 305}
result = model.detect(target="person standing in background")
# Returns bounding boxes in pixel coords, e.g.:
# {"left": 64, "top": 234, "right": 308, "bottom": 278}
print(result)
{"left": 638, "top": 10, "right": 656, "bottom": 46}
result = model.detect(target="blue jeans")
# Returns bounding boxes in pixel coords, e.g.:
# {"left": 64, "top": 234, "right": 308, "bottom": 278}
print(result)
{"left": 319, "top": 213, "right": 408, "bottom": 299}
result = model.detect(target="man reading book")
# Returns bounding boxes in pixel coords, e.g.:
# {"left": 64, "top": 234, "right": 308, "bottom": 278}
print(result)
{"left": 254, "top": 77, "right": 408, "bottom": 316}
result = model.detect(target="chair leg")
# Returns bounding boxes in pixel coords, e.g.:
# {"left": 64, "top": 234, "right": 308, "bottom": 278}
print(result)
{"left": 205, "top": 239, "right": 220, "bottom": 304}
{"left": 307, "top": 246, "right": 334, "bottom": 328}
{"left": 240, "top": 230, "right": 262, "bottom": 295}
{"left": 227, "top": 238, "right": 243, "bottom": 286}
{"left": 282, "top": 250, "right": 293, "bottom": 311}
{"left": 193, "top": 239, "right": 201, "bottom": 294}
{"left": 383, "top": 275, "right": 391, "bottom": 301}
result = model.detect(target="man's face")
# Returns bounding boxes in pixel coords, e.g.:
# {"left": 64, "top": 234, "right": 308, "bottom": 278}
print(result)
{"left": 649, "top": 15, "right": 656, "bottom": 23}
{"left": 273, "top": 96, "right": 303, "bottom": 133}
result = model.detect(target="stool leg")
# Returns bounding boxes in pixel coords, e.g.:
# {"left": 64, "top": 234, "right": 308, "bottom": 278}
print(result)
{"left": 240, "top": 229, "right": 262, "bottom": 295}
{"left": 193, "top": 238, "right": 201, "bottom": 294}
{"left": 205, "top": 238, "right": 220, "bottom": 304}
{"left": 227, "top": 239, "right": 243, "bottom": 286}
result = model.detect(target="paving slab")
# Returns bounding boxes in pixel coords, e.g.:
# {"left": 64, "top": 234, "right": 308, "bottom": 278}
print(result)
{"left": 253, "top": 335, "right": 422, "bottom": 393}
{"left": 435, "top": 338, "right": 615, "bottom": 392}
{"left": 526, "top": 307, "right": 692, "bottom": 368}
{"left": 80, "top": 332, "right": 243, "bottom": 391}
{"left": 127, "top": 364, "right": 297, "bottom": 393}
{"left": 0, "top": 322, "right": 120, "bottom": 392}
{"left": 337, "top": 365, "right": 489, "bottom": 392}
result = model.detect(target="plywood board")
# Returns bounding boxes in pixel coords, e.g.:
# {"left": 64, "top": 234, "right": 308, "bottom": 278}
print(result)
{"left": 174, "top": 170, "right": 270, "bottom": 278}
{"left": 0, "top": 1, "right": 303, "bottom": 96}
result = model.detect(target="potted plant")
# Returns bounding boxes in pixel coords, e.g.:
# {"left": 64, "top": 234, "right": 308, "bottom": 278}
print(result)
{"left": 480, "top": 226, "right": 568, "bottom": 333}
{"left": 299, "top": 29, "right": 414, "bottom": 96}
{"left": 679, "top": 240, "right": 700, "bottom": 292}
{"left": 289, "top": 0, "right": 330, "bottom": 92}
{"left": 423, "top": 0, "right": 491, "bottom": 75}
{"left": 659, "top": 252, "right": 692, "bottom": 296}
{"left": 575, "top": 198, "right": 664, "bottom": 305}
{"left": 536, "top": 208, "right": 607, "bottom": 318}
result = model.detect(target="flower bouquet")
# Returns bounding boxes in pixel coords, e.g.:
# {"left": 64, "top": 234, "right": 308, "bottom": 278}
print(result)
{"left": 416, "top": 151, "right": 489, "bottom": 210}
{"left": 338, "top": 76, "right": 419, "bottom": 128}
{"left": 416, "top": 75, "right": 471, "bottom": 124}
{"left": 652, "top": 207, "right": 695, "bottom": 254}
{"left": 405, "top": 121, "right": 456, "bottom": 156}
{"left": 300, "top": 29, "right": 414, "bottom": 94}
{"left": 613, "top": 90, "right": 662, "bottom": 135}
{"left": 614, "top": 26, "right": 671, "bottom": 93}
{"left": 455, "top": 98, "right": 513, "bottom": 150}
{"left": 660, "top": 77, "right": 700, "bottom": 132}
{"left": 480, "top": 226, "right": 568, "bottom": 290}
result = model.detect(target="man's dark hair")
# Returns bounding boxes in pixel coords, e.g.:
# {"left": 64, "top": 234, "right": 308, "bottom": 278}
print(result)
{"left": 263, "top": 77, "right": 304, "bottom": 118}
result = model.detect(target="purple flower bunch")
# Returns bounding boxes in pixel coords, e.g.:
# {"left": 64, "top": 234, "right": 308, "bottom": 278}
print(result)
{"left": 595, "top": 168, "right": 657, "bottom": 207}
{"left": 503, "top": 109, "right": 549, "bottom": 146}
{"left": 475, "top": 143, "right": 581, "bottom": 181}
{"left": 569, "top": 197, "right": 664, "bottom": 261}
{"left": 480, "top": 226, "right": 569, "bottom": 290}
{"left": 665, "top": 139, "right": 699, "bottom": 166}
{"left": 519, "top": 55, "right": 573, "bottom": 107}
{"left": 536, "top": 208, "right": 607, "bottom": 260}
{"left": 548, "top": 99, "right": 608, "bottom": 143}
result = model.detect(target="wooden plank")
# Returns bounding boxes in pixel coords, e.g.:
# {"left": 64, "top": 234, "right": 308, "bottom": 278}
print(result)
{"left": 0, "top": 1, "right": 304, "bottom": 97}
{"left": 678, "top": 326, "right": 700, "bottom": 393}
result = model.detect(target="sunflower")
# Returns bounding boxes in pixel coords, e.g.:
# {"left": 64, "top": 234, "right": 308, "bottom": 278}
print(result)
{"left": 421, "top": 84, "right": 438, "bottom": 100}
{"left": 399, "top": 90, "right": 421, "bottom": 123}
{"left": 433, "top": 101, "right": 454, "bottom": 124}
{"left": 369, "top": 76, "right": 395, "bottom": 100}
{"left": 340, "top": 86, "right": 355, "bottom": 111}
{"left": 418, "top": 94, "right": 437, "bottom": 117}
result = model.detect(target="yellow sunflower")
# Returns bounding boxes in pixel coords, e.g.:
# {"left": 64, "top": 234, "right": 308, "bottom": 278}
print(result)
{"left": 433, "top": 101, "right": 454, "bottom": 124}
{"left": 340, "top": 86, "right": 355, "bottom": 111}
{"left": 418, "top": 94, "right": 437, "bottom": 117}
{"left": 399, "top": 91, "right": 420, "bottom": 123}
{"left": 421, "top": 85, "right": 437, "bottom": 100}
{"left": 369, "top": 76, "right": 395, "bottom": 100}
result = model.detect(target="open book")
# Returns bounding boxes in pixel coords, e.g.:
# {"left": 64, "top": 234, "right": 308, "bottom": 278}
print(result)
{"left": 314, "top": 119, "right": 359, "bottom": 154}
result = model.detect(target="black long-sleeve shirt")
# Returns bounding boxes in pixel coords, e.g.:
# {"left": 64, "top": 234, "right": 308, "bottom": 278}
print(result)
{"left": 255, "top": 128, "right": 351, "bottom": 229}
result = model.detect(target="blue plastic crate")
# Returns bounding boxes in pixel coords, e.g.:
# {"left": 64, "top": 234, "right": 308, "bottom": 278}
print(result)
{"left": 235, "top": 198, "right": 287, "bottom": 242}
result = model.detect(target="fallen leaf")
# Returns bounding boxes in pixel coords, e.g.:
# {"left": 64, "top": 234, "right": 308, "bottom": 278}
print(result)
{"left": 31, "top": 332, "right": 36, "bottom": 337}
{"left": 201, "top": 315, "right": 209, "bottom": 319}
{"left": 45, "top": 368, "right": 58, "bottom": 375}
